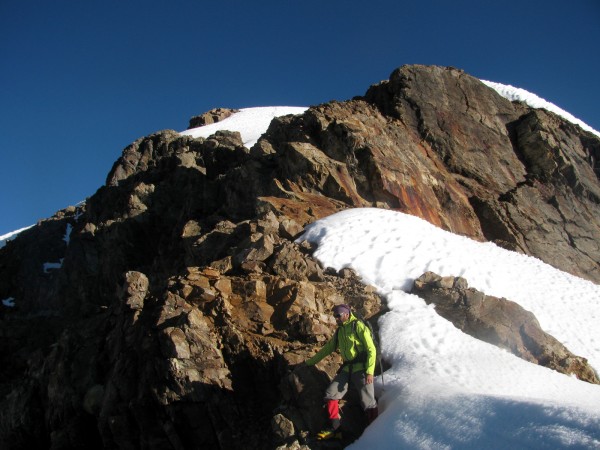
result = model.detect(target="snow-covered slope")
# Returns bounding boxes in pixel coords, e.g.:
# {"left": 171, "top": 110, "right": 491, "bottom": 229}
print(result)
{"left": 0, "top": 225, "right": 32, "bottom": 249}
{"left": 298, "top": 207, "right": 600, "bottom": 449}
{"left": 482, "top": 80, "right": 600, "bottom": 138}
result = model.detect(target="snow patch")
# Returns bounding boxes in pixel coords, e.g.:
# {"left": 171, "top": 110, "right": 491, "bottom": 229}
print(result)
{"left": 482, "top": 80, "right": 600, "bottom": 138}
{"left": 180, "top": 106, "right": 308, "bottom": 148}
{"left": 43, "top": 259, "right": 64, "bottom": 273}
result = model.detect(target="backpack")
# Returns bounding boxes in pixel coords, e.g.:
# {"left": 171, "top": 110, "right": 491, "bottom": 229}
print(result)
{"left": 334, "top": 308, "right": 383, "bottom": 381}
{"left": 354, "top": 310, "right": 380, "bottom": 353}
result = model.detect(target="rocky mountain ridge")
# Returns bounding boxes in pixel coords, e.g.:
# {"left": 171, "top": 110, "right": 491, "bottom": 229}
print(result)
{"left": 0, "top": 65, "right": 599, "bottom": 449}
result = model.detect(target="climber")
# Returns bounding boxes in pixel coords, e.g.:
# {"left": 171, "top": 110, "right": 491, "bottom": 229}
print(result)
{"left": 304, "top": 304, "right": 378, "bottom": 440}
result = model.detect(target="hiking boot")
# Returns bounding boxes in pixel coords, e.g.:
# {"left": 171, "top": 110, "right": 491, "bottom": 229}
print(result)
{"left": 365, "top": 406, "right": 378, "bottom": 424}
{"left": 316, "top": 428, "right": 342, "bottom": 440}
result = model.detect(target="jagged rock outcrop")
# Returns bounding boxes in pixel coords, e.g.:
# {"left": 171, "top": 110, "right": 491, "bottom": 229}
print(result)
{"left": 0, "top": 201, "right": 383, "bottom": 449}
{"left": 0, "top": 64, "right": 599, "bottom": 449}
{"left": 411, "top": 272, "right": 599, "bottom": 384}
{"left": 188, "top": 107, "right": 240, "bottom": 129}
{"left": 103, "top": 65, "right": 600, "bottom": 283}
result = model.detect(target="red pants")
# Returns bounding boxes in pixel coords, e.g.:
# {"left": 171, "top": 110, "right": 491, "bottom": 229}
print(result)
{"left": 326, "top": 399, "right": 340, "bottom": 420}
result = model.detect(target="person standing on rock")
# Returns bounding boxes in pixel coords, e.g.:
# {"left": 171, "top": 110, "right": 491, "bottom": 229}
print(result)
{"left": 304, "top": 304, "right": 378, "bottom": 440}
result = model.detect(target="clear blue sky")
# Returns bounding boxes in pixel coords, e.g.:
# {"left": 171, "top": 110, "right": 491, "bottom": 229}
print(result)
{"left": 1, "top": 0, "right": 599, "bottom": 236}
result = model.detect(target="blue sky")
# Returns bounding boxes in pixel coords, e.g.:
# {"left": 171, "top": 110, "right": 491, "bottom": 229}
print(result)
{"left": 1, "top": 0, "right": 599, "bottom": 236}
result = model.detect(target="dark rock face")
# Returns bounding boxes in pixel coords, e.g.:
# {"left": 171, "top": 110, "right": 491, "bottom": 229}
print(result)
{"left": 411, "top": 272, "right": 599, "bottom": 384}
{"left": 363, "top": 66, "right": 600, "bottom": 281}
{"left": 0, "top": 64, "right": 599, "bottom": 449}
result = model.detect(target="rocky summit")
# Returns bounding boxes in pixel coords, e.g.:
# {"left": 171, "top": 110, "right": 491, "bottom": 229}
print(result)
{"left": 0, "top": 65, "right": 599, "bottom": 449}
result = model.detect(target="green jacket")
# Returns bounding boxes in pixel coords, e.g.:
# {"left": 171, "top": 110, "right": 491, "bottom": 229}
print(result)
{"left": 305, "top": 314, "right": 376, "bottom": 375}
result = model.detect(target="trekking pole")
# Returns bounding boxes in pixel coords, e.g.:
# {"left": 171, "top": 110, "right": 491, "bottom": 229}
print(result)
{"left": 378, "top": 339, "right": 385, "bottom": 389}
